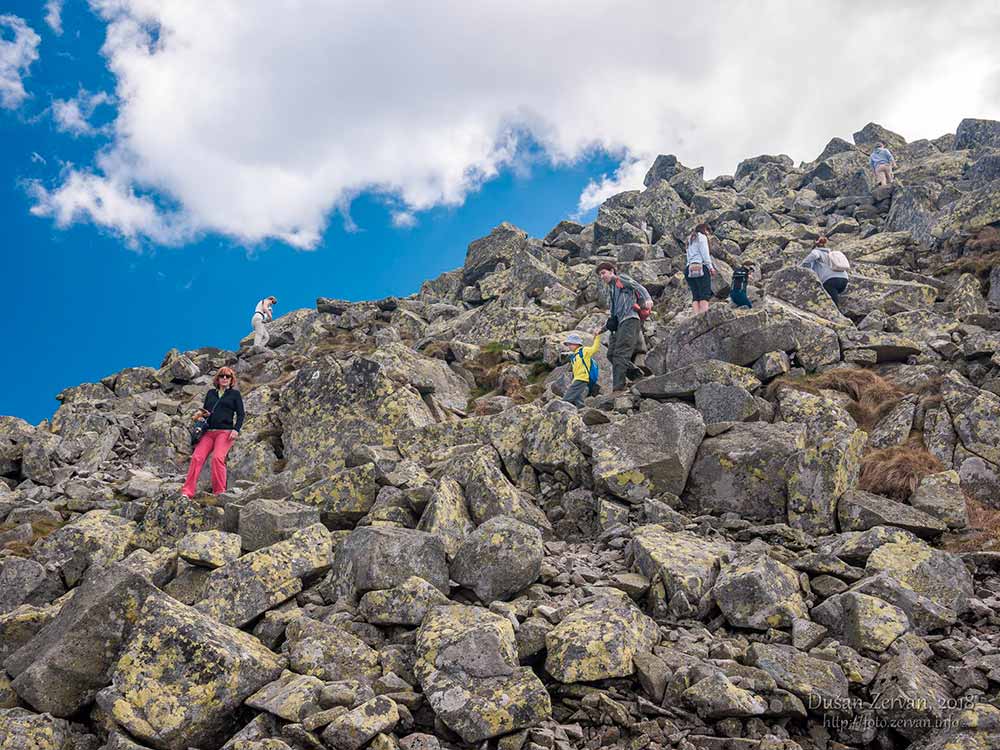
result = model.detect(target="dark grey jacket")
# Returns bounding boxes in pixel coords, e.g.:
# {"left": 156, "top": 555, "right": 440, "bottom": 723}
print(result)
{"left": 602, "top": 273, "right": 652, "bottom": 325}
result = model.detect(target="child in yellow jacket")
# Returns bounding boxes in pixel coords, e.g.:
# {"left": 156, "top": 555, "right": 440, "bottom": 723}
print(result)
{"left": 562, "top": 331, "right": 601, "bottom": 407}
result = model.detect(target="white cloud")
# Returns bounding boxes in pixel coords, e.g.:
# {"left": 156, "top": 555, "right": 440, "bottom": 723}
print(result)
{"left": 576, "top": 155, "right": 652, "bottom": 217}
{"left": 392, "top": 211, "right": 418, "bottom": 229}
{"left": 52, "top": 89, "right": 112, "bottom": 136}
{"left": 33, "top": 1, "right": 1000, "bottom": 248}
{"left": 0, "top": 14, "right": 41, "bottom": 110}
{"left": 45, "top": 1, "right": 64, "bottom": 35}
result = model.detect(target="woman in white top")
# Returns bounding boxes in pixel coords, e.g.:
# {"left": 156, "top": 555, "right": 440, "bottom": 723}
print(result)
{"left": 685, "top": 223, "right": 716, "bottom": 314}
{"left": 251, "top": 296, "right": 276, "bottom": 352}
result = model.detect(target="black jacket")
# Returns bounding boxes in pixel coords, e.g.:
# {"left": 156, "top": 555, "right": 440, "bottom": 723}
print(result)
{"left": 202, "top": 388, "right": 245, "bottom": 432}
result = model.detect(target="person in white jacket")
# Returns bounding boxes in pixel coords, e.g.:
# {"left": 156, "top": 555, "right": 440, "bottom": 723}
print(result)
{"left": 801, "top": 237, "right": 849, "bottom": 305}
{"left": 685, "top": 223, "right": 717, "bottom": 314}
{"left": 251, "top": 296, "right": 276, "bottom": 352}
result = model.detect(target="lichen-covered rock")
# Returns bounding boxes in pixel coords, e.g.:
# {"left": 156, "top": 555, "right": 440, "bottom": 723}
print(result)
{"left": 358, "top": 576, "right": 450, "bottom": 626}
{"left": 463, "top": 447, "right": 551, "bottom": 533}
{"left": 327, "top": 526, "right": 448, "bottom": 601}
{"left": 462, "top": 222, "right": 529, "bottom": 285}
{"left": 414, "top": 605, "right": 550, "bottom": 743}
{"left": 941, "top": 371, "right": 1000, "bottom": 466}
{"left": 0, "top": 707, "right": 96, "bottom": 750}
{"left": 544, "top": 596, "right": 658, "bottom": 683}
{"left": 748, "top": 643, "right": 849, "bottom": 710}
{"left": 712, "top": 553, "right": 806, "bottom": 630}
{"left": 909, "top": 470, "right": 968, "bottom": 529}
{"left": 290, "top": 463, "right": 378, "bottom": 529}
{"left": 682, "top": 673, "right": 768, "bottom": 719}
{"left": 131, "top": 495, "right": 226, "bottom": 552}
{"left": 634, "top": 360, "right": 761, "bottom": 399}
{"left": 280, "top": 358, "right": 435, "bottom": 477}
{"left": 631, "top": 526, "right": 731, "bottom": 617}
{"left": 96, "top": 592, "right": 285, "bottom": 750}
{"left": 693, "top": 382, "right": 759, "bottom": 423}
{"left": 869, "top": 652, "right": 953, "bottom": 741}
{"left": 588, "top": 402, "right": 705, "bottom": 500}
{"left": 840, "top": 591, "right": 909, "bottom": 653}
{"left": 238, "top": 498, "right": 321, "bottom": 551}
{"left": 32, "top": 510, "right": 136, "bottom": 588}
{"left": 450, "top": 516, "right": 543, "bottom": 603}
{"left": 197, "top": 523, "right": 332, "bottom": 627}
{"left": 245, "top": 670, "right": 324, "bottom": 722}
{"left": 321, "top": 696, "right": 399, "bottom": 750}
{"left": 684, "top": 422, "right": 806, "bottom": 522}
{"left": 866, "top": 538, "right": 974, "bottom": 616}
{"left": 764, "top": 266, "right": 853, "bottom": 325}
{"left": 837, "top": 490, "right": 947, "bottom": 538}
{"left": 0, "top": 558, "right": 60, "bottom": 615}
{"left": 282, "top": 616, "right": 380, "bottom": 683}
{"left": 177, "top": 530, "right": 242, "bottom": 568}
{"left": 867, "top": 395, "right": 917, "bottom": 449}
{"left": 778, "top": 387, "right": 867, "bottom": 535}
{"left": 5, "top": 564, "right": 158, "bottom": 717}
{"left": 416, "top": 477, "right": 474, "bottom": 559}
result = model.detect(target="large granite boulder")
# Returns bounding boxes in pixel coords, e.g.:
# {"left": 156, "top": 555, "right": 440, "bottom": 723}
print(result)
{"left": 712, "top": 553, "right": 807, "bottom": 630}
{"left": 587, "top": 402, "right": 705, "bottom": 501}
{"left": 96, "top": 593, "right": 285, "bottom": 750}
{"left": 544, "top": 595, "right": 658, "bottom": 683}
{"left": 196, "top": 524, "right": 332, "bottom": 627}
{"left": 414, "top": 605, "right": 551, "bottom": 743}
{"left": 5, "top": 565, "right": 158, "bottom": 717}
{"left": 462, "top": 222, "right": 530, "bottom": 286}
{"left": 450, "top": 516, "right": 543, "bottom": 603}
{"left": 327, "top": 526, "right": 449, "bottom": 600}
{"left": 683, "top": 422, "right": 806, "bottom": 522}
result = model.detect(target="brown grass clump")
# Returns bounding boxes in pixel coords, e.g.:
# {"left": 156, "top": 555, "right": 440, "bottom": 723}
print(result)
{"left": 767, "top": 367, "right": 905, "bottom": 431}
{"left": 941, "top": 497, "right": 1000, "bottom": 552}
{"left": 420, "top": 340, "right": 452, "bottom": 361}
{"left": 858, "top": 439, "right": 944, "bottom": 501}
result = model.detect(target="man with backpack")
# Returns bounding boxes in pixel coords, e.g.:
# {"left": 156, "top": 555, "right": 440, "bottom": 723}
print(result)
{"left": 596, "top": 262, "right": 653, "bottom": 394}
{"left": 869, "top": 142, "right": 897, "bottom": 187}
{"left": 801, "top": 237, "right": 850, "bottom": 305}
{"left": 561, "top": 332, "right": 601, "bottom": 407}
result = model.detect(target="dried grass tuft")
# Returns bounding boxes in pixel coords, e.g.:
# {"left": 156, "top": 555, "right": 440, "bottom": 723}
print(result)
{"left": 858, "top": 439, "right": 944, "bottom": 501}
{"left": 767, "top": 367, "right": 905, "bottom": 431}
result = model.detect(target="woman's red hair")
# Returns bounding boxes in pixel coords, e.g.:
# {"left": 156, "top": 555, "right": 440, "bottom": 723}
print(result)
{"left": 213, "top": 367, "right": 238, "bottom": 389}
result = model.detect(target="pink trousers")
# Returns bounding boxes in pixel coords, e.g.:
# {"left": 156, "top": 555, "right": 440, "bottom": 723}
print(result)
{"left": 181, "top": 430, "right": 235, "bottom": 497}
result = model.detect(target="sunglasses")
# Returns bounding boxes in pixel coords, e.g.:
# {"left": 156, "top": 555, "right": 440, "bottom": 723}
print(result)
{"left": 218, "top": 374, "right": 232, "bottom": 379}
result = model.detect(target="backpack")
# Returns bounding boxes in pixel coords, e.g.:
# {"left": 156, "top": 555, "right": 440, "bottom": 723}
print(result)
{"left": 574, "top": 348, "right": 600, "bottom": 393}
{"left": 827, "top": 250, "right": 851, "bottom": 273}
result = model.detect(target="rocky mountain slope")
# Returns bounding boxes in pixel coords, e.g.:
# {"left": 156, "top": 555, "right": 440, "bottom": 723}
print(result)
{"left": 2, "top": 118, "right": 1000, "bottom": 750}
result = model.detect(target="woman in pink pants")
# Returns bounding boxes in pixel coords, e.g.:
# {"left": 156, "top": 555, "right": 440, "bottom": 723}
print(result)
{"left": 181, "top": 366, "right": 245, "bottom": 498}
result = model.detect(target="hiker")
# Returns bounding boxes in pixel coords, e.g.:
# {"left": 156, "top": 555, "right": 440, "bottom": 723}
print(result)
{"left": 251, "top": 296, "right": 277, "bottom": 352}
{"left": 596, "top": 262, "right": 653, "bottom": 394}
{"left": 801, "top": 236, "right": 850, "bottom": 305}
{"left": 730, "top": 265, "right": 753, "bottom": 309}
{"left": 181, "top": 366, "right": 245, "bottom": 498}
{"left": 562, "top": 331, "right": 601, "bottom": 407}
{"left": 685, "top": 223, "right": 716, "bottom": 314}
{"left": 870, "top": 142, "right": 897, "bottom": 187}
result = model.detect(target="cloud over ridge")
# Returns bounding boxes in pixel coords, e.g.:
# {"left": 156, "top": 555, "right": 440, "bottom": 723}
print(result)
{"left": 29, "top": 1, "right": 1000, "bottom": 248}
{"left": 0, "top": 14, "right": 41, "bottom": 110}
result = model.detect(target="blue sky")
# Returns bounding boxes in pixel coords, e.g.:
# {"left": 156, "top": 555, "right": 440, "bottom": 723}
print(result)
{"left": 0, "top": 3, "right": 617, "bottom": 424}
{"left": 3, "top": 1, "right": 998, "bottom": 425}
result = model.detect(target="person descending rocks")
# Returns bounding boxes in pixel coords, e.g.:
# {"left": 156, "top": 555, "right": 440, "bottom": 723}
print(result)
{"left": 596, "top": 262, "right": 653, "bottom": 394}
{"left": 251, "top": 295, "right": 277, "bottom": 353}
{"left": 870, "top": 142, "right": 897, "bottom": 187}
{"left": 181, "top": 366, "right": 245, "bottom": 498}
{"left": 685, "top": 223, "right": 717, "bottom": 314}
{"left": 730, "top": 264, "right": 754, "bottom": 309}
{"left": 561, "top": 331, "right": 601, "bottom": 407}
{"left": 801, "top": 236, "right": 850, "bottom": 306}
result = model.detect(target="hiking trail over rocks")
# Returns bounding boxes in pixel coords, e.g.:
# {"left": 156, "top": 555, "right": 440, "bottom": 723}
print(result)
{"left": 3, "top": 118, "right": 1000, "bottom": 750}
